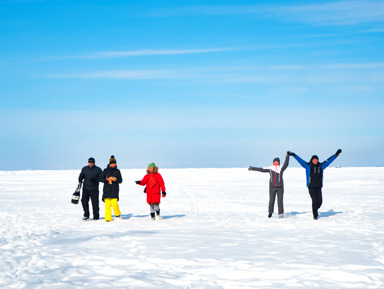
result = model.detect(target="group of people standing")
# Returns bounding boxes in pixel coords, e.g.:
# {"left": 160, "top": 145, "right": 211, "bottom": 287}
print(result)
{"left": 77, "top": 149, "right": 342, "bottom": 222}
{"left": 249, "top": 149, "right": 342, "bottom": 220}
{"left": 78, "top": 155, "right": 166, "bottom": 222}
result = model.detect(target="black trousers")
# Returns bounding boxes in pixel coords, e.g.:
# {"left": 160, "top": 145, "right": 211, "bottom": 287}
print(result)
{"left": 269, "top": 187, "right": 284, "bottom": 215}
{"left": 81, "top": 189, "right": 100, "bottom": 219}
{"left": 308, "top": 188, "right": 323, "bottom": 218}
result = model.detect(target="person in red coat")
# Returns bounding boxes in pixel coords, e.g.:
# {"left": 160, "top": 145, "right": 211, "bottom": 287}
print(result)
{"left": 135, "top": 162, "right": 166, "bottom": 220}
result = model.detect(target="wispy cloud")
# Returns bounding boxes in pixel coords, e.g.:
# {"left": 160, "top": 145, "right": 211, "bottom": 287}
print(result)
{"left": 149, "top": 1, "right": 384, "bottom": 26}
{"left": 45, "top": 62, "right": 384, "bottom": 84}
{"left": 280, "top": 1, "right": 384, "bottom": 26}
{"left": 0, "top": 0, "right": 40, "bottom": 2}
{"left": 54, "top": 69, "right": 194, "bottom": 80}
{"left": 361, "top": 28, "right": 384, "bottom": 33}
{"left": 47, "top": 48, "right": 241, "bottom": 60}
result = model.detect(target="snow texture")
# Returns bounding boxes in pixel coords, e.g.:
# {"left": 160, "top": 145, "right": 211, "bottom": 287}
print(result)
{"left": 0, "top": 168, "right": 383, "bottom": 288}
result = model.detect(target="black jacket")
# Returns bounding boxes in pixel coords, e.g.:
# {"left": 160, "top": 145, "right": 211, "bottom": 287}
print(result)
{"left": 309, "top": 164, "right": 323, "bottom": 188}
{"left": 79, "top": 165, "right": 102, "bottom": 191}
{"left": 100, "top": 166, "right": 123, "bottom": 201}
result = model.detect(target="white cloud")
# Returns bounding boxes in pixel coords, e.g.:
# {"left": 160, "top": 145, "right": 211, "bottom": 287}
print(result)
{"left": 45, "top": 62, "right": 384, "bottom": 84}
{"left": 47, "top": 48, "right": 241, "bottom": 60}
{"left": 149, "top": 1, "right": 384, "bottom": 26}
{"left": 53, "top": 69, "right": 198, "bottom": 80}
{"left": 279, "top": 1, "right": 384, "bottom": 26}
{"left": 361, "top": 28, "right": 384, "bottom": 33}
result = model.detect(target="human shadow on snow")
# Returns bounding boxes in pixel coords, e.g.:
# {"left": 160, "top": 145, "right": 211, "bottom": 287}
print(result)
{"left": 161, "top": 214, "right": 186, "bottom": 220}
{"left": 284, "top": 210, "right": 343, "bottom": 218}
{"left": 318, "top": 209, "right": 343, "bottom": 218}
{"left": 121, "top": 214, "right": 186, "bottom": 220}
{"left": 284, "top": 211, "right": 307, "bottom": 217}
{"left": 93, "top": 214, "right": 186, "bottom": 220}
{"left": 95, "top": 214, "right": 133, "bottom": 220}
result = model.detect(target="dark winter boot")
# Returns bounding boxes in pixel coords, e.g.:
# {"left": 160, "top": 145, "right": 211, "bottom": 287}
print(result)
{"left": 268, "top": 213, "right": 272, "bottom": 218}
{"left": 150, "top": 213, "right": 156, "bottom": 220}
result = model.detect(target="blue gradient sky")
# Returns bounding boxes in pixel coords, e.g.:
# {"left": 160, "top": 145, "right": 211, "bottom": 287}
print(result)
{"left": 1, "top": 0, "right": 383, "bottom": 170}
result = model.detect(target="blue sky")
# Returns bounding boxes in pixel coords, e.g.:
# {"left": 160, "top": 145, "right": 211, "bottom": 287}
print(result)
{"left": 0, "top": 0, "right": 383, "bottom": 170}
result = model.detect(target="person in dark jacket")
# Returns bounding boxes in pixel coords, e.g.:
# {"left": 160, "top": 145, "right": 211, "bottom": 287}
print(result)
{"left": 78, "top": 157, "right": 102, "bottom": 220}
{"left": 249, "top": 152, "right": 290, "bottom": 218}
{"left": 289, "top": 149, "right": 342, "bottom": 220}
{"left": 100, "top": 155, "right": 123, "bottom": 222}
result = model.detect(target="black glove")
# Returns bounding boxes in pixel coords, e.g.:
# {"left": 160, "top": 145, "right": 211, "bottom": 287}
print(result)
{"left": 287, "top": 151, "right": 296, "bottom": 156}
{"left": 162, "top": 192, "right": 166, "bottom": 197}
{"left": 335, "top": 149, "right": 342, "bottom": 156}
{"left": 135, "top": 181, "right": 141, "bottom": 185}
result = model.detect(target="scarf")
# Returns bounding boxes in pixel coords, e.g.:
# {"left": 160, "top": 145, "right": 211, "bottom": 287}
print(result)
{"left": 148, "top": 173, "right": 158, "bottom": 188}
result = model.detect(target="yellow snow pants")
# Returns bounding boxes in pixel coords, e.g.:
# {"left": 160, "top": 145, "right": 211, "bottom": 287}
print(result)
{"left": 104, "top": 198, "right": 121, "bottom": 222}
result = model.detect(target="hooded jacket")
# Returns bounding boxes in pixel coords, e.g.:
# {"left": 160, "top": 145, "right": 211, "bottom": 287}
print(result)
{"left": 100, "top": 165, "right": 123, "bottom": 201}
{"left": 137, "top": 167, "right": 166, "bottom": 204}
{"left": 294, "top": 154, "right": 338, "bottom": 188}
{"left": 249, "top": 154, "right": 289, "bottom": 188}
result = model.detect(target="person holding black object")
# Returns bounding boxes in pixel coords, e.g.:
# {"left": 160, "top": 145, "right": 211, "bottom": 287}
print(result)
{"left": 78, "top": 157, "right": 102, "bottom": 220}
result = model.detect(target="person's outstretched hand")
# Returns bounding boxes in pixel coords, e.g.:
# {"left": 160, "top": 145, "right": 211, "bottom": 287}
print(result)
{"left": 287, "top": 151, "right": 296, "bottom": 156}
{"left": 135, "top": 181, "right": 141, "bottom": 185}
{"left": 335, "top": 149, "right": 342, "bottom": 156}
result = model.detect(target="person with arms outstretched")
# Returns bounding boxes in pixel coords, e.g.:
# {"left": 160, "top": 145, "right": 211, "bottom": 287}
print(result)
{"left": 288, "top": 149, "right": 342, "bottom": 220}
{"left": 249, "top": 152, "right": 290, "bottom": 218}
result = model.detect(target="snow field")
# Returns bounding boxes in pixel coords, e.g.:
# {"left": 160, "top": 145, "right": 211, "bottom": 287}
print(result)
{"left": 0, "top": 168, "right": 383, "bottom": 288}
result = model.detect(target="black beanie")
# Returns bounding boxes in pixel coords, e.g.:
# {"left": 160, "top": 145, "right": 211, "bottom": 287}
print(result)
{"left": 109, "top": 155, "right": 116, "bottom": 164}
{"left": 273, "top": 157, "right": 280, "bottom": 164}
{"left": 310, "top": 155, "right": 319, "bottom": 162}
{"left": 88, "top": 157, "right": 95, "bottom": 163}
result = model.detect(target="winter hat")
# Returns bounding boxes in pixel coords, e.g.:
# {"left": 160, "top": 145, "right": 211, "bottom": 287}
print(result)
{"left": 148, "top": 162, "right": 156, "bottom": 169}
{"left": 310, "top": 155, "right": 319, "bottom": 162}
{"left": 88, "top": 157, "right": 95, "bottom": 163}
{"left": 109, "top": 155, "right": 116, "bottom": 164}
{"left": 273, "top": 157, "right": 280, "bottom": 164}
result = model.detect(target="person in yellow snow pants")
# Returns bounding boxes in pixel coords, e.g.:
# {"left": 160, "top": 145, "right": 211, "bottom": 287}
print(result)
{"left": 100, "top": 155, "right": 123, "bottom": 222}
{"left": 104, "top": 198, "right": 121, "bottom": 222}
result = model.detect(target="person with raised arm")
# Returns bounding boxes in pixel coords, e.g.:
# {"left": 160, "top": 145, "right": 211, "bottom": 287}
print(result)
{"left": 288, "top": 149, "right": 342, "bottom": 220}
{"left": 249, "top": 152, "right": 290, "bottom": 218}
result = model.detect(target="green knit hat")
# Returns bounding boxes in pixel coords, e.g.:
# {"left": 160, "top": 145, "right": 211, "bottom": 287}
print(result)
{"left": 148, "top": 162, "right": 156, "bottom": 169}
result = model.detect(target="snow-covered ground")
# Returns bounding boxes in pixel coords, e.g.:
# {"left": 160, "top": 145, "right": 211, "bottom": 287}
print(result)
{"left": 0, "top": 167, "right": 383, "bottom": 288}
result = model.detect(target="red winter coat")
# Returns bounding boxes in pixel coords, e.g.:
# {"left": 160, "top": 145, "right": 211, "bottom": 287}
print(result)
{"left": 138, "top": 168, "right": 166, "bottom": 204}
